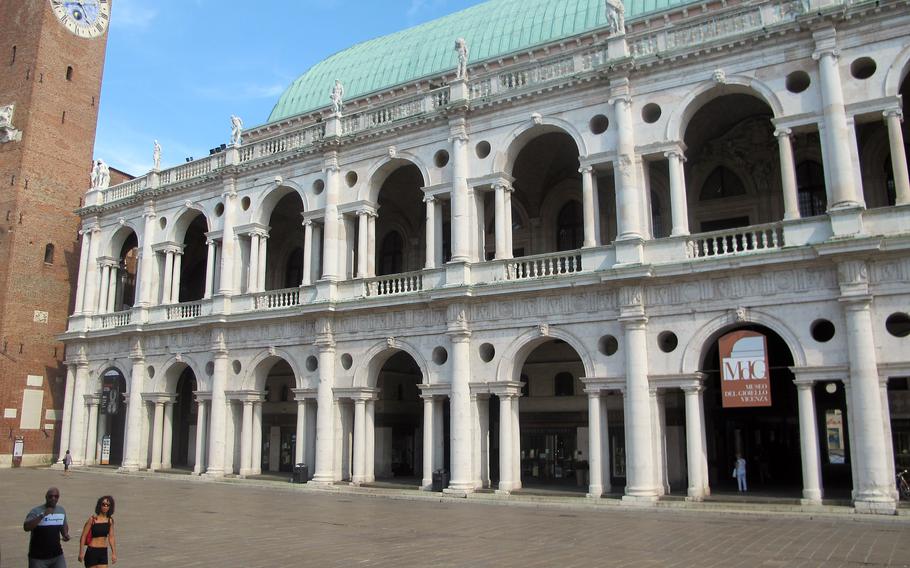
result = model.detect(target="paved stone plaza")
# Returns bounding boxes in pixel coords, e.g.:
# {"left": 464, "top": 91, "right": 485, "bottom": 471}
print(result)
{"left": 1, "top": 469, "right": 908, "bottom": 567}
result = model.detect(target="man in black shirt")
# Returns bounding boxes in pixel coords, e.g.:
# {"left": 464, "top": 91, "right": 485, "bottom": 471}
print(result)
{"left": 23, "top": 487, "right": 70, "bottom": 567}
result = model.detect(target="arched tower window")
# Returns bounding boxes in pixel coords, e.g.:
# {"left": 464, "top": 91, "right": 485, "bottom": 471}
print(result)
{"left": 556, "top": 201, "right": 583, "bottom": 251}
{"left": 43, "top": 244, "right": 54, "bottom": 264}
{"left": 66, "top": 66, "right": 73, "bottom": 81}
{"left": 378, "top": 231, "right": 403, "bottom": 276}
{"left": 796, "top": 161, "right": 827, "bottom": 217}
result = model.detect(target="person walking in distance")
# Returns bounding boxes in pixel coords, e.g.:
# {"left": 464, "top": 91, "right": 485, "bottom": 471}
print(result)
{"left": 23, "top": 487, "right": 71, "bottom": 568}
{"left": 62, "top": 451, "right": 73, "bottom": 477}
{"left": 78, "top": 496, "right": 117, "bottom": 567}
{"left": 734, "top": 454, "right": 748, "bottom": 492}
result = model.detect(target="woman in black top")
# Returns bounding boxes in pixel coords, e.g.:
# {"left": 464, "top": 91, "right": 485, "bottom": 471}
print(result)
{"left": 78, "top": 496, "right": 117, "bottom": 567}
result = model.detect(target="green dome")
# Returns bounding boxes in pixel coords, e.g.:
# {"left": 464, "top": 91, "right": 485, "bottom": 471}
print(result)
{"left": 268, "top": 0, "right": 694, "bottom": 122}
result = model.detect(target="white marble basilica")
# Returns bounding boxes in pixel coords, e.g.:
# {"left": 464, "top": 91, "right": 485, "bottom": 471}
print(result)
{"left": 59, "top": 0, "right": 910, "bottom": 514}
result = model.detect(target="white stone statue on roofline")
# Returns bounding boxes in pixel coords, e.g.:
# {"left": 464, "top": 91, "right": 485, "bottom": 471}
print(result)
{"left": 329, "top": 79, "right": 345, "bottom": 115}
{"left": 230, "top": 115, "right": 243, "bottom": 146}
{"left": 153, "top": 139, "right": 161, "bottom": 170}
{"left": 455, "top": 38, "right": 469, "bottom": 80}
{"left": 90, "top": 159, "right": 110, "bottom": 190}
{"left": 605, "top": 0, "right": 625, "bottom": 36}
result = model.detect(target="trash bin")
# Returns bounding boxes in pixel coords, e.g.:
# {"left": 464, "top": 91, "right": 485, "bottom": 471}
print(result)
{"left": 292, "top": 463, "right": 308, "bottom": 484}
{"left": 431, "top": 469, "right": 448, "bottom": 492}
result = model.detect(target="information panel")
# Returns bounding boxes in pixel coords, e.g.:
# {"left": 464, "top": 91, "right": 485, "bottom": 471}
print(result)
{"left": 719, "top": 330, "right": 771, "bottom": 408}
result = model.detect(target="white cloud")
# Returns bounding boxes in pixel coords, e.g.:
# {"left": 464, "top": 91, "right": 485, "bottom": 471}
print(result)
{"left": 112, "top": 0, "right": 157, "bottom": 29}
{"left": 192, "top": 83, "right": 288, "bottom": 102}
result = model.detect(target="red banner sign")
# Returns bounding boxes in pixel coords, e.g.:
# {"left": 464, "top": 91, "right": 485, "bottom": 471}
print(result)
{"left": 719, "top": 330, "right": 771, "bottom": 408}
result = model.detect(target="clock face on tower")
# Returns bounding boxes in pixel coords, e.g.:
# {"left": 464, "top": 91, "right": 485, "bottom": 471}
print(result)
{"left": 50, "top": 0, "right": 110, "bottom": 38}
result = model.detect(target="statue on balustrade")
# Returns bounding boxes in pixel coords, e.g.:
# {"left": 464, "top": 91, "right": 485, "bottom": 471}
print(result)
{"left": 605, "top": 0, "right": 626, "bottom": 35}
{"left": 330, "top": 79, "right": 345, "bottom": 115}
{"left": 90, "top": 159, "right": 110, "bottom": 190}
{"left": 153, "top": 139, "right": 161, "bottom": 170}
{"left": 455, "top": 38, "right": 469, "bottom": 80}
{"left": 230, "top": 115, "right": 243, "bottom": 146}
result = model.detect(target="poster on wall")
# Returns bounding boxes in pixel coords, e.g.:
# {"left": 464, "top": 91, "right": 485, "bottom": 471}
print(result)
{"left": 100, "top": 435, "right": 111, "bottom": 465}
{"left": 825, "top": 409, "right": 846, "bottom": 464}
{"left": 719, "top": 330, "right": 772, "bottom": 408}
{"left": 100, "top": 371, "right": 122, "bottom": 415}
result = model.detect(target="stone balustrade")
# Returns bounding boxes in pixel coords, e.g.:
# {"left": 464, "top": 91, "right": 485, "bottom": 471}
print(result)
{"left": 342, "top": 87, "right": 450, "bottom": 136}
{"left": 364, "top": 271, "right": 424, "bottom": 297}
{"left": 685, "top": 223, "right": 784, "bottom": 259}
{"left": 254, "top": 287, "right": 301, "bottom": 310}
{"left": 98, "top": 309, "right": 132, "bottom": 329}
{"left": 102, "top": 177, "right": 147, "bottom": 204}
{"left": 505, "top": 251, "right": 584, "bottom": 281}
{"left": 166, "top": 301, "right": 205, "bottom": 320}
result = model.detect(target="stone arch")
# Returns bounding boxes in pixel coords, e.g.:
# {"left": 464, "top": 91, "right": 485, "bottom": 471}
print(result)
{"left": 363, "top": 154, "right": 431, "bottom": 203}
{"left": 168, "top": 205, "right": 210, "bottom": 244}
{"left": 665, "top": 76, "right": 784, "bottom": 142}
{"left": 88, "top": 360, "right": 131, "bottom": 393}
{"left": 493, "top": 118, "right": 588, "bottom": 175}
{"left": 252, "top": 181, "right": 310, "bottom": 226}
{"left": 375, "top": 216, "right": 417, "bottom": 272}
{"left": 243, "top": 348, "right": 303, "bottom": 391}
{"left": 106, "top": 222, "right": 142, "bottom": 258}
{"left": 156, "top": 354, "right": 206, "bottom": 393}
{"left": 680, "top": 309, "right": 807, "bottom": 375}
{"left": 353, "top": 339, "right": 431, "bottom": 389}
{"left": 884, "top": 43, "right": 910, "bottom": 97}
{"left": 495, "top": 327, "right": 595, "bottom": 384}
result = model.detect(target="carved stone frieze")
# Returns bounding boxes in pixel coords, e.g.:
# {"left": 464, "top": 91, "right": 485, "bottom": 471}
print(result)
{"left": 870, "top": 258, "right": 910, "bottom": 285}
{"left": 646, "top": 268, "right": 838, "bottom": 307}
{"left": 470, "top": 291, "right": 616, "bottom": 323}
{"left": 336, "top": 308, "right": 446, "bottom": 334}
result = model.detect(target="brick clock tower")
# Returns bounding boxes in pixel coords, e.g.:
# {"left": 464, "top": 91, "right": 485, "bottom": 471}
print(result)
{"left": 0, "top": 0, "right": 111, "bottom": 466}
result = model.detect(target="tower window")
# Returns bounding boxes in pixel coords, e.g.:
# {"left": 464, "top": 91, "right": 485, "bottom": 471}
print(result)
{"left": 10, "top": 46, "right": 15, "bottom": 65}
{"left": 44, "top": 244, "right": 55, "bottom": 265}
{"left": 61, "top": 111, "right": 66, "bottom": 124}
{"left": 66, "top": 66, "right": 73, "bottom": 81}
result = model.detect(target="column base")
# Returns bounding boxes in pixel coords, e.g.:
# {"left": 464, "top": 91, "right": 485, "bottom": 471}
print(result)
{"left": 308, "top": 474, "right": 335, "bottom": 486}
{"left": 828, "top": 205, "right": 864, "bottom": 238}
{"left": 586, "top": 485, "right": 603, "bottom": 499}
{"left": 854, "top": 497, "right": 897, "bottom": 515}
{"left": 443, "top": 487, "right": 472, "bottom": 497}
{"left": 204, "top": 469, "right": 225, "bottom": 479}
{"left": 801, "top": 488, "right": 823, "bottom": 503}
{"left": 613, "top": 237, "right": 644, "bottom": 266}
{"left": 118, "top": 464, "right": 140, "bottom": 473}
{"left": 685, "top": 489, "right": 705, "bottom": 502}
{"left": 494, "top": 489, "right": 512, "bottom": 496}
{"left": 622, "top": 494, "right": 659, "bottom": 505}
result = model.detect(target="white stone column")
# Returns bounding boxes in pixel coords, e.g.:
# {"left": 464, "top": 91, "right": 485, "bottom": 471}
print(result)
{"left": 601, "top": 395, "right": 611, "bottom": 494}
{"left": 504, "top": 187, "right": 514, "bottom": 256}
{"left": 239, "top": 400, "right": 254, "bottom": 476}
{"left": 433, "top": 398, "right": 445, "bottom": 475}
{"left": 312, "top": 334, "right": 337, "bottom": 484}
{"left": 304, "top": 401, "right": 316, "bottom": 477}
{"left": 422, "top": 396, "right": 434, "bottom": 489}
{"left": 365, "top": 399, "right": 375, "bottom": 482}
{"left": 884, "top": 110, "right": 910, "bottom": 205}
{"left": 193, "top": 399, "right": 207, "bottom": 475}
{"left": 162, "top": 250, "right": 174, "bottom": 304}
{"left": 84, "top": 398, "right": 99, "bottom": 465}
{"left": 352, "top": 398, "right": 366, "bottom": 484}
{"left": 258, "top": 234, "right": 268, "bottom": 292}
{"left": 74, "top": 232, "right": 91, "bottom": 314}
{"left": 683, "top": 386, "right": 706, "bottom": 500}
{"left": 587, "top": 391, "right": 604, "bottom": 498}
{"left": 580, "top": 166, "right": 599, "bottom": 247}
{"left": 106, "top": 265, "right": 119, "bottom": 313}
{"left": 356, "top": 212, "right": 369, "bottom": 278}
{"left": 295, "top": 399, "right": 307, "bottom": 465}
{"left": 138, "top": 209, "right": 156, "bottom": 306}
{"left": 68, "top": 363, "right": 89, "bottom": 465}
{"left": 150, "top": 401, "right": 165, "bottom": 471}
{"left": 367, "top": 214, "right": 377, "bottom": 278}
{"left": 97, "top": 264, "right": 111, "bottom": 313}
{"left": 121, "top": 357, "right": 145, "bottom": 472}
{"left": 301, "top": 220, "right": 314, "bottom": 286}
{"left": 665, "top": 150, "right": 690, "bottom": 236}
{"left": 203, "top": 240, "right": 216, "bottom": 299}
{"left": 494, "top": 183, "right": 508, "bottom": 259}
{"left": 795, "top": 382, "right": 823, "bottom": 503}
{"left": 497, "top": 394, "right": 514, "bottom": 494}
{"left": 473, "top": 393, "right": 489, "bottom": 489}
{"left": 612, "top": 91, "right": 644, "bottom": 240}
{"left": 161, "top": 402, "right": 174, "bottom": 469}
{"left": 170, "top": 252, "right": 183, "bottom": 304}
{"left": 248, "top": 233, "right": 260, "bottom": 292}
{"left": 511, "top": 397, "right": 520, "bottom": 489}
{"left": 424, "top": 197, "right": 437, "bottom": 270}
{"left": 774, "top": 129, "right": 801, "bottom": 220}
{"left": 622, "top": 315, "right": 656, "bottom": 500}
{"left": 218, "top": 183, "right": 238, "bottom": 295}
{"left": 447, "top": 327, "right": 473, "bottom": 492}
{"left": 813, "top": 32, "right": 861, "bottom": 209}
{"left": 57, "top": 365, "right": 76, "bottom": 464}
{"left": 842, "top": 295, "right": 894, "bottom": 512}
{"left": 321, "top": 154, "right": 341, "bottom": 281}
{"left": 252, "top": 401, "right": 262, "bottom": 475}
{"left": 82, "top": 227, "right": 101, "bottom": 314}
{"left": 650, "top": 389, "right": 668, "bottom": 495}
{"left": 95, "top": 413, "right": 107, "bottom": 464}
{"left": 450, "top": 119, "right": 471, "bottom": 262}
{"left": 206, "top": 345, "right": 229, "bottom": 477}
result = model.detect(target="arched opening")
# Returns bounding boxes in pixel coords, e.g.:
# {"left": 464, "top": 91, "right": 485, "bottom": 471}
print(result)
{"left": 261, "top": 360, "right": 297, "bottom": 474}
{"left": 699, "top": 324, "right": 852, "bottom": 498}
{"left": 177, "top": 214, "right": 208, "bottom": 302}
{"left": 511, "top": 339, "right": 589, "bottom": 491}
{"left": 858, "top": 72, "right": 909, "bottom": 208}
{"left": 115, "top": 233, "right": 138, "bottom": 310}
{"left": 684, "top": 93, "right": 802, "bottom": 231}
{"left": 96, "top": 369, "right": 127, "bottom": 467}
{"left": 796, "top": 161, "right": 827, "bottom": 218}
{"left": 509, "top": 131, "right": 583, "bottom": 255}
{"left": 171, "top": 367, "right": 197, "bottom": 469}
{"left": 374, "top": 164, "right": 425, "bottom": 276}
{"left": 374, "top": 351, "right": 430, "bottom": 483}
{"left": 264, "top": 191, "right": 306, "bottom": 290}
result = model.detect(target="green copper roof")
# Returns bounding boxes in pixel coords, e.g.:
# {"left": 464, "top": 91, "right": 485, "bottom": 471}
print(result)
{"left": 268, "top": 0, "right": 696, "bottom": 122}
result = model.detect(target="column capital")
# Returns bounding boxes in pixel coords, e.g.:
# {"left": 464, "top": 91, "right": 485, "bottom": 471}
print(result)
{"left": 492, "top": 181, "right": 513, "bottom": 193}
{"left": 578, "top": 165, "right": 594, "bottom": 175}
{"left": 663, "top": 149, "right": 686, "bottom": 162}
{"left": 811, "top": 47, "right": 840, "bottom": 62}
{"left": 681, "top": 385, "right": 704, "bottom": 395}
{"left": 883, "top": 108, "right": 903, "bottom": 121}
{"left": 773, "top": 127, "right": 793, "bottom": 139}
{"left": 793, "top": 379, "right": 816, "bottom": 390}
{"left": 423, "top": 194, "right": 437, "bottom": 205}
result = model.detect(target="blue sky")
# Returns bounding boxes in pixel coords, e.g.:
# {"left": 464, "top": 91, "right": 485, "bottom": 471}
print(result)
{"left": 96, "top": 0, "right": 484, "bottom": 174}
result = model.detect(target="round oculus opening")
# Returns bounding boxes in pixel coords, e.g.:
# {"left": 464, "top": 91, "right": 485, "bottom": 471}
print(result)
{"left": 786, "top": 70, "right": 811, "bottom": 94}
{"left": 231, "top": 360, "right": 242, "bottom": 374}
{"left": 205, "top": 362, "right": 214, "bottom": 376}
{"left": 345, "top": 171, "right": 358, "bottom": 188}
{"left": 432, "top": 346, "right": 448, "bottom": 365}
{"left": 658, "top": 331, "right": 678, "bottom": 353}
{"left": 159, "top": 217, "right": 167, "bottom": 230}
{"left": 312, "top": 179, "right": 325, "bottom": 195}
{"left": 641, "top": 103, "right": 662, "bottom": 124}
{"left": 589, "top": 114, "right": 609, "bottom": 135}
{"left": 340, "top": 353, "right": 353, "bottom": 370}
{"left": 886, "top": 312, "right": 910, "bottom": 338}
{"left": 214, "top": 203, "right": 225, "bottom": 217}
{"left": 598, "top": 334, "right": 619, "bottom": 356}
{"left": 434, "top": 149, "right": 450, "bottom": 168}
{"left": 147, "top": 366, "right": 156, "bottom": 379}
{"left": 479, "top": 343, "right": 495, "bottom": 363}
{"left": 810, "top": 319, "right": 836, "bottom": 343}
{"left": 241, "top": 196, "right": 251, "bottom": 211}
{"left": 824, "top": 383, "right": 838, "bottom": 394}
{"left": 305, "top": 356, "right": 318, "bottom": 372}
{"left": 475, "top": 141, "right": 491, "bottom": 159}
{"left": 850, "top": 57, "right": 877, "bottom": 80}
